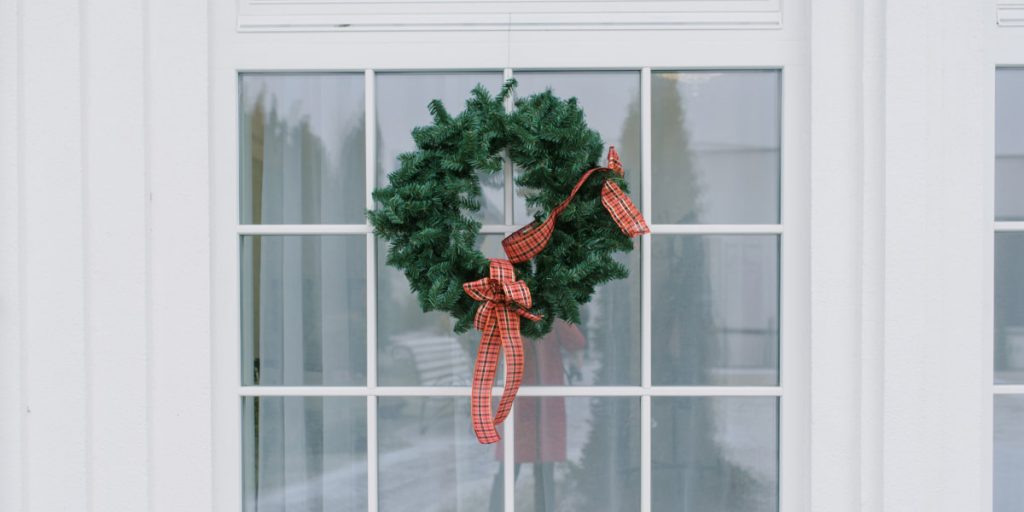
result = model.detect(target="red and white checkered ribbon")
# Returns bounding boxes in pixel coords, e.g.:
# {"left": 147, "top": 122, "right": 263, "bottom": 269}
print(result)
{"left": 502, "top": 147, "right": 651, "bottom": 264}
{"left": 465, "top": 146, "right": 648, "bottom": 444}
{"left": 464, "top": 259, "right": 542, "bottom": 444}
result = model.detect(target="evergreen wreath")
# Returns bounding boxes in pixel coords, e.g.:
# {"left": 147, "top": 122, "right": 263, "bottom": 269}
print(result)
{"left": 368, "top": 79, "right": 637, "bottom": 339}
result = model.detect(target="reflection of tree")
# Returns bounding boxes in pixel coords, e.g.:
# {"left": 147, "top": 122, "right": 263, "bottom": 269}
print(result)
{"left": 569, "top": 83, "right": 643, "bottom": 511}
{"left": 570, "top": 76, "right": 769, "bottom": 511}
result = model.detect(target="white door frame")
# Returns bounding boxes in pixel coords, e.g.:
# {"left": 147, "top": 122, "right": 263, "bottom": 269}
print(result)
{"left": 211, "top": 2, "right": 810, "bottom": 510}
{"left": 209, "top": 1, "right": 1006, "bottom": 511}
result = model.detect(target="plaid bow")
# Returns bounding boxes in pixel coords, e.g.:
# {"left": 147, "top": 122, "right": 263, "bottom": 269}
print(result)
{"left": 502, "top": 146, "right": 650, "bottom": 263}
{"left": 464, "top": 259, "right": 542, "bottom": 444}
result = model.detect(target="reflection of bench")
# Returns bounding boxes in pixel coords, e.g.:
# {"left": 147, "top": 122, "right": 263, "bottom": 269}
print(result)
{"left": 389, "top": 334, "right": 472, "bottom": 386}
{"left": 389, "top": 334, "right": 474, "bottom": 434}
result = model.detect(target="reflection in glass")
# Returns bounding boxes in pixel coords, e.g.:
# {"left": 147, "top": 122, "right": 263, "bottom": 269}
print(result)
{"left": 520, "top": 254, "right": 641, "bottom": 386}
{"left": 652, "top": 235, "right": 779, "bottom": 386}
{"left": 996, "top": 395, "right": 1024, "bottom": 511}
{"left": 996, "top": 233, "right": 1024, "bottom": 383}
{"left": 997, "top": 69, "right": 1024, "bottom": 220}
{"left": 378, "top": 397, "right": 500, "bottom": 511}
{"left": 508, "top": 397, "right": 640, "bottom": 512}
{"left": 511, "top": 71, "right": 642, "bottom": 223}
{"left": 241, "top": 235, "right": 367, "bottom": 386}
{"left": 243, "top": 397, "right": 367, "bottom": 512}
{"left": 377, "top": 235, "right": 506, "bottom": 386}
{"left": 376, "top": 72, "right": 505, "bottom": 224}
{"left": 511, "top": 72, "right": 643, "bottom": 386}
{"left": 652, "top": 397, "right": 778, "bottom": 512}
{"left": 240, "top": 73, "right": 366, "bottom": 224}
{"left": 651, "top": 71, "right": 780, "bottom": 224}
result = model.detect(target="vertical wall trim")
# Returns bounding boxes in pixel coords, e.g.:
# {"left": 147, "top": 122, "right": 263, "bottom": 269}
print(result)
{"left": 147, "top": 0, "right": 213, "bottom": 510}
{"left": 82, "top": 0, "right": 151, "bottom": 509}
{"left": 808, "top": 0, "right": 866, "bottom": 509}
{"left": 858, "top": 0, "right": 886, "bottom": 509}
{"left": 881, "top": 1, "right": 988, "bottom": 510}
{"left": 21, "top": 0, "right": 88, "bottom": 510}
{"left": 143, "top": 0, "right": 156, "bottom": 509}
{"left": 79, "top": 0, "right": 94, "bottom": 507}
{"left": 0, "top": 0, "right": 23, "bottom": 509}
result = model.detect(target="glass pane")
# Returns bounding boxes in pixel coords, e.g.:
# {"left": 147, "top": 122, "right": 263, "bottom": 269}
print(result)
{"left": 511, "top": 71, "right": 642, "bottom": 223}
{"left": 996, "top": 233, "right": 1024, "bottom": 383}
{"left": 243, "top": 397, "right": 367, "bottom": 512}
{"left": 376, "top": 72, "right": 505, "bottom": 224}
{"left": 652, "top": 397, "right": 778, "bottom": 512}
{"left": 377, "top": 235, "right": 506, "bottom": 386}
{"left": 511, "top": 397, "right": 640, "bottom": 512}
{"left": 378, "top": 397, "right": 500, "bottom": 511}
{"left": 241, "top": 235, "right": 367, "bottom": 386}
{"left": 651, "top": 235, "right": 779, "bottom": 386}
{"left": 997, "top": 69, "right": 1024, "bottom": 221}
{"left": 996, "top": 395, "right": 1024, "bottom": 512}
{"left": 520, "top": 248, "right": 641, "bottom": 387}
{"left": 651, "top": 71, "right": 781, "bottom": 224}
{"left": 240, "top": 73, "right": 366, "bottom": 224}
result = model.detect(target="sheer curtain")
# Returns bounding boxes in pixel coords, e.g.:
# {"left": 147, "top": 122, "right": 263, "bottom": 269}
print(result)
{"left": 240, "top": 74, "right": 369, "bottom": 512}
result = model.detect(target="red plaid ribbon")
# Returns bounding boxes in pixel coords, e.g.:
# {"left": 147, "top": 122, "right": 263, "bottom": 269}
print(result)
{"left": 464, "top": 259, "right": 542, "bottom": 444}
{"left": 502, "top": 146, "right": 651, "bottom": 263}
{"left": 464, "top": 147, "right": 648, "bottom": 444}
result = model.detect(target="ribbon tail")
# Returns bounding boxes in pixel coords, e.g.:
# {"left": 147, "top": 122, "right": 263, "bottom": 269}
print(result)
{"left": 471, "top": 316, "right": 505, "bottom": 444}
{"left": 601, "top": 181, "right": 650, "bottom": 237}
{"left": 491, "top": 309, "right": 523, "bottom": 428}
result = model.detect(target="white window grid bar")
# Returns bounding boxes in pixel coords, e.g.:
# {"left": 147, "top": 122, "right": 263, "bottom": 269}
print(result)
{"left": 364, "top": 69, "right": 379, "bottom": 512}
{"left": 239, "top": 385, "right": 784, "bottom": 397}
{"left": 236, "top": 67, "right": 786, "bottom": 512}
{"left": 994, "top": 221, "right": 1024, "bottom": 231}
{"left": 235, "top": 223, "right": 783, "bottom": 235}
{"left": 640, "top": 66, "right": 654, "bottom": 512}
{"left": 501, "top": 66, "right": 516, "bottom": 512}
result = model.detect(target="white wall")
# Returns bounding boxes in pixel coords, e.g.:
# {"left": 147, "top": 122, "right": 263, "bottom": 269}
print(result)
{"left": 0, "top": 1, "right": 1012, "bottom": 511}
{"left": 0, "top": 1, "right": 212, "bottom": 511}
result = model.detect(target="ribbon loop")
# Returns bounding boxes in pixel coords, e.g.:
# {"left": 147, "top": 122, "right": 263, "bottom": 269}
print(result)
{"left": 464, "top": 258, "right": 540, "bottom": 444}
{"left": 502, "top": 146, "right": 649, "bottom": 264}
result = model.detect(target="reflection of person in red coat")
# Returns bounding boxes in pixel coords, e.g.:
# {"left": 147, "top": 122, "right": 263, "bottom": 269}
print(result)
{"left": 488, "top": 320, "right": 586, "bottom": 511}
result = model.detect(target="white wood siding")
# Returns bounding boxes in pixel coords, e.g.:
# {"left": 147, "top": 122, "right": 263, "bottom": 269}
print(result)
{"left": 0, "top": 1, "right": 1015, "bottom": 511}
{"left": 0, "top": 1, "right": 212, "bottom": 511}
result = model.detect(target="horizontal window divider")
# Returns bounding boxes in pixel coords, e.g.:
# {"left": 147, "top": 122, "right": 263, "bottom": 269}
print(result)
{"left": 650, "top": 223, "right": 783, "bottom": 234}
{"left": 238, "top": 385, "right": 783, "bottom": 397}
{"left": 480, "top": 224, "right": 516, "bottom": 234}
{"left": 237, "top": 224, "right": 371, "bottom": 235}
{"left": 234, "top": 223, "right": 785, "bottom": 236}
{"left": 993, "top": 384, "right": 1024, "bottom": 394}
{"left": 995, "top": 221, "right": 1024, "bottom": 232}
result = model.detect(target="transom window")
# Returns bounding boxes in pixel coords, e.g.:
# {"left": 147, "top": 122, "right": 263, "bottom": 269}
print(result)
{"left": 237, "top": 69, "right": 783, "bottom": 511}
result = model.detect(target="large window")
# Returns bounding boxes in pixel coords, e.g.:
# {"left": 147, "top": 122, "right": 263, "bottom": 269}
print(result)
{"left": 238, "top": 69, "right": 783, "bottom": 511}
{"left": 995, "top": 67, "right": 1024, "bottom": 512}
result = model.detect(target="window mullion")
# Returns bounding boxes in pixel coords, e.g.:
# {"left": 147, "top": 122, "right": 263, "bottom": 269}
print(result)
{"left": 364, "top": 68, "right": 379, "bottom": 512}
{"left": 640, "top": 65, "right": 653, "bottom": 512}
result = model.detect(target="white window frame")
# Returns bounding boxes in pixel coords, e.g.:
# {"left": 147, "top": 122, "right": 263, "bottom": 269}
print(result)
{"left": 210, "top": 4, "right": 811, "bottom": 512}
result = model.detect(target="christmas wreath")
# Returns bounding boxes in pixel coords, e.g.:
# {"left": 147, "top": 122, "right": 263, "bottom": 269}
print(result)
{"left": 368, "top": 79, "right": 649, "bottom": 443}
